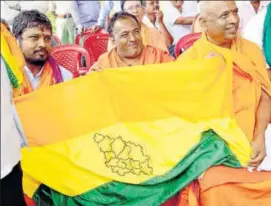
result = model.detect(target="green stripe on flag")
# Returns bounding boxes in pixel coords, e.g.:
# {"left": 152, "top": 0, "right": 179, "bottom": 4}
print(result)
{"left": 2, "top": 56, "right": 20, "bottom": 88}
{"left": 33, "top": 130, "right": 241, "bottom": 206}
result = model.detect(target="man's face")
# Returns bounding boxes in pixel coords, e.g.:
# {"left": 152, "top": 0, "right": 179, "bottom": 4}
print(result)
{"left": 19, "top": 26, "right": 52, "bottom": 66}
{"left": 112, "top": 17, "right": 143, "bottom": 59}
{"left": 171, "top": 0, "right": 184, "bottom": 13}
{"left": 123, "top": 1, "right": 144, "bottom": 22}
{"left": 201, "top": 1, "right": 240, "bottom": 45}
{"left": 145, "top": 0, "right": 159, "bottom": 15}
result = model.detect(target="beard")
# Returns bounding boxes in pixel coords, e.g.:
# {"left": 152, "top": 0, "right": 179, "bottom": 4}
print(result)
{"left": 25, "top": 56, "right": 48, "bottom": 66}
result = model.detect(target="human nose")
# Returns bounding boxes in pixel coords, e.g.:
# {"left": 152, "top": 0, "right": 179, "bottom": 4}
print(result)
{"left": 128, "top": 33, "right": 136, "bottom": 41}
{"left": 37, "top": 37, "right": 45, "bottom": 48}
{"left": 228, "top": 12, "right": 239, "bottom": 25}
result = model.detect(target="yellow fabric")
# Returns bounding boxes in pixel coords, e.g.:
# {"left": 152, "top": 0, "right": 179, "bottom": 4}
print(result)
{"left": 15, "top": 57, "right": 251, "bottom": 197}
{"left": 0, "top": 23, "right": 24, "bottom": 86}
{"left": 177, "top": 33, "right": 271, "bottom": 141}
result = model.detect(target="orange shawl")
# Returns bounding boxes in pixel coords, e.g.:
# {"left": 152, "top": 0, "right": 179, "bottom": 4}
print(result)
{"left": 170, "top": 33, "right": 271, "bottom": 206}
{"left": 92, "top": 45, "right": 174, "bottom": 70}
{"left": 13, "top": 58, "right": 64, "bottom": 97}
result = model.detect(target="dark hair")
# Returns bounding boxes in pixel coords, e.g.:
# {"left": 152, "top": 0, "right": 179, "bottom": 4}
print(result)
{"left": 121, "top": 0, "right": 146, "bottom": 11}
{"left": 107, "top": 11, "right": 140, "bottom": 36}
{"left": 12, "top": 10, "right": 52, "bottom": 38}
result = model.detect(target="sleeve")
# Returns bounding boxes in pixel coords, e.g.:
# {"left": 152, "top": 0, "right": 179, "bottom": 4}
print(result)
{"left": 97, "top": 0, "right": 113, "bottom": 28}
{"left": 70, "top": 0, "right": 81, "bottom": 27}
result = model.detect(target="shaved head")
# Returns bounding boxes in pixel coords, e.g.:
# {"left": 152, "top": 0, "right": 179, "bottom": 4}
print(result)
{"left": 198, "top": 1, "right": 239, "bottom": 48}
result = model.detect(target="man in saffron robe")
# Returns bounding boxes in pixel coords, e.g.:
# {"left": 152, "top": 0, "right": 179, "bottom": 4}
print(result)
{"left": 91, "top": 12, "right": 173, "bottom": 71}
{"left": 163, "top": 1, "right": 271, "bottom": 206}
{"left": 12, "top": 10, "right": 73, "bottom": 97}
{"left": 108, "top": 0, "right": 168, "bottom": 52}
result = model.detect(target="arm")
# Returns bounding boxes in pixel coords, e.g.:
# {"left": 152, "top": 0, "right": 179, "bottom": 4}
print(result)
{"left": 70, "top": 1, "right": 81, "bottom": 26}
{"left": 174, "top": 16, "right": 194, "bottom": 25}
{"left": 97, "top": 0, "right": 113, "bottom": 28}
{"left": 248, "top": 90, "right": 271, "bottom": 166}
{"left": 156, "top": 11, "right": 173, "bottom": 47}
{"left": 70, "top": 0, "right": 83, "bottom": 32}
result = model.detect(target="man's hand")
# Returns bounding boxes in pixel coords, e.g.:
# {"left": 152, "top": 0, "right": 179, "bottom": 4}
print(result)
{"left": 156, "top": 10, "right": 164, "bottom": 23}
{"left": 89, "top": 25, "right": 102, "bottom": 33}
{"left": 248, "top": 137, "right": 266, "bottom": 167}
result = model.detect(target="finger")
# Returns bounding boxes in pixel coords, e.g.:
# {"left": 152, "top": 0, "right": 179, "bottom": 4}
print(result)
{"left": 248, "top": 153, "right": 265, "bottom": 166}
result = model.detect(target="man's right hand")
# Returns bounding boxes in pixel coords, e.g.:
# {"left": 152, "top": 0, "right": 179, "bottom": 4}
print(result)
{"left": 89, "top": 25, "right": 102, "bottom": 33}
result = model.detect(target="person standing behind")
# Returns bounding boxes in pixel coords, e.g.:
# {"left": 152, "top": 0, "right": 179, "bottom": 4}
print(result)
{"left": 1, "top": 23, "right": 27, "bottom": 206}
{"left": 143, "top": 0, "right": 173, "bottom": 47}
{"left": 243, "top": 3, "right": 271, "bottom": 80}
{"left": 49, "top": 1, "right": 75, "bottom": 44}
{"left": 236, "top": 0, "right": 270, "bottom": 34}
{"left": 71, "top": 0, "right": 100, "bottom": 34}
{"left": 162, "top": 0, "right": 197, "bottom": 44}
{"left": 91, "top": 0, "right": 122, "bottom": 32}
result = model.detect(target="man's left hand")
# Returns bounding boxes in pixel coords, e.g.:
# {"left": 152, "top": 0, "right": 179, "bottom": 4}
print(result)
{"left": 248, "top": 137, "right": 266, "bottom": 167}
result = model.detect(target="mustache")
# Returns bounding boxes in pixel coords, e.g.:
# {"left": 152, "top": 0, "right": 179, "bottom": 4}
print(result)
{"left": 33, "top": 49, "right": 48, "bottom": 54}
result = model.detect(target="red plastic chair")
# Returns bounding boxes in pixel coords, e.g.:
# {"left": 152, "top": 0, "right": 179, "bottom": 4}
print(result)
{"left": 50, "top": 44, "right": 91, "bottom": 77}
{"left": 52, "top": 34, "right": 61, "bottom": 45}
{"left": 175, "top": 33, "right": 202, "bottom": 57}
{"left": 24, "top": 194, "right": 36, "bottom": 206}
{"left": 82, "top": 32, "right": 110, "bottom": 66}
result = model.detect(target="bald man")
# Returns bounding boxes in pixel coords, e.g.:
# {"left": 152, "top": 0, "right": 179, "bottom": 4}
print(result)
{"left": 164, "top": 1, "right": 271, "bottom": 206}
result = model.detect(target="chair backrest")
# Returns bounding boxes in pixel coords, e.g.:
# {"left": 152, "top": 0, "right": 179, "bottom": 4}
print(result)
{"left": 75, "top": 28, "right": 104, "bottom": 45}
{"left": 175, "top": 33, "right": 202, "bottom": 57}
{"left": 83, "top": 33, "right": 110, "bottom": 66}
{"left": 50, "top": 44, "right": 91, "bottom": 77}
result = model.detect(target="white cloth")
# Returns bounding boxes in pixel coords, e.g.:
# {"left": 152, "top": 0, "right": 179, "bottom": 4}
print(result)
{"left": 0, "top": 1, "right": 20, "bottom": 25}
{"left": 243, "top": 6, "right": 270, "bottom": 69}
{"left": 236, "top": 0, "right": 270, "bottom": 34}
{"left": 24, "top": 65, "right": 73, "bottom": 90}
{"left": 20, "top": 1, "right": 49, "bottom": 14}
{"left": 258, "top": 124, "right": 271, "bottom": 171}
{"left": 1, "top": 57, "right": 22, "bottom": 179}
{"left": 163, "top": 1, "right": 197, "bottom": 44}
{"left": 49, "top": 1, "right": 73, "bottom": 15}
{"left": 142, "top": 15, "right": 160, "bottom": 30}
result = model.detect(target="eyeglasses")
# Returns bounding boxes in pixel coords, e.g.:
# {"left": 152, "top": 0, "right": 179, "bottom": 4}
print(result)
{"left": 124, "top": 4, "right": 142, "bottom": 12}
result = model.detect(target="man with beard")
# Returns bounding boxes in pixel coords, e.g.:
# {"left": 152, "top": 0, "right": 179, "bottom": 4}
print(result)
{"left": 12, "top": 10, "right": 73, "bottom": 97}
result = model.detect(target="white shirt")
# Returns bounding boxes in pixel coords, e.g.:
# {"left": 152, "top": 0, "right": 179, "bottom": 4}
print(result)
{"left": 142, "top": 15, "right": 160, "bottom": 30}
{"left": 162, "top": 1, "right": 197, "bottom": 44}
{"left": 1, "top": 57, "right": 22, "bottom": 179}
{"left": 49, "top": 1, "right": 73, "bottom": 15}
{"left": 20, "top": 1, "right": 49, "bottom": 14}
{"left": 243, "top": 7, "right": 270, "bottom": 69}
{"left": 24, "top": 65, "right": 73, "bottom": 90}
{"left": 236, "top": 1, "right": 270, "bottom": 34}
{"left": 0, "top": 1, "right": 20, "bottom": 25}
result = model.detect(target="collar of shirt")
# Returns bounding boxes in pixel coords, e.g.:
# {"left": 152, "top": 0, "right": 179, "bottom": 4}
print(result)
{"left": 24, "top": 65, "right": 44, "bottom": 90}
{"left": 142, "top": 15, "right": 160, "bottom": 30}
